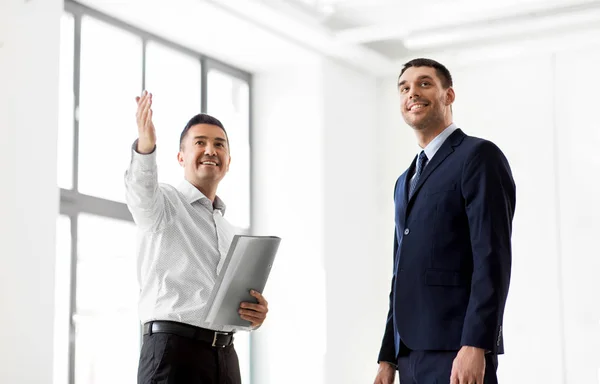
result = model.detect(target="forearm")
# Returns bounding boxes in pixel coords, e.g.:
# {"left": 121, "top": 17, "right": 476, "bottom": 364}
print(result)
{"left": 460, "top": 141, "right": 515, "bottom": 350}
{"left": 124, "top": 140, "right": 166, "bottom": 229}
{"left": 378, "top": 275, "right": 397, "bottom": 364}
{"left": 460, "top": 248, "right": 510, "bottom": 350}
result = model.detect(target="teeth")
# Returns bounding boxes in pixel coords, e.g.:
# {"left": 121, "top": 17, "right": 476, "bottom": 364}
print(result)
{"left": 202, "top": 161, "right": 217, "bottom": 165}
{"left": 410, "top": 104, "right": 426, "bottom": 111}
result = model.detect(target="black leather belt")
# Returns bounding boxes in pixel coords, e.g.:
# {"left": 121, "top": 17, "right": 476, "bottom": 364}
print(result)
{"left": 143, "top": 321, "right": 234, "bottom": 348}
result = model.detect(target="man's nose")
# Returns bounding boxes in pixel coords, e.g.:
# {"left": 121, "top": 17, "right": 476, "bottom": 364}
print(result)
{"left": 408, "top": 87, "right": 419, "bottom": 99}
{"left": 204, "top": 143, "right": 217, "bottom": 156}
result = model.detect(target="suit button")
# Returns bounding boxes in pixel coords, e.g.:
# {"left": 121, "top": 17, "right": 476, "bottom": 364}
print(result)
{"left": 404, "top": 228, "right": 410, "bottom": 235}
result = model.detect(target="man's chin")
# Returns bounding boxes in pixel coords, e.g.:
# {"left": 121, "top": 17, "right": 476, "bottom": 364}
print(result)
{"left": 403, "top": 117, "right": 426, "bottom": 130}
{"left": 195, "top": 171, "right": 223, "bottom": 182}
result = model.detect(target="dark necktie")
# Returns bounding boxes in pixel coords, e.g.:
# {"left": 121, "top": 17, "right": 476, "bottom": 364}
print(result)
{"left": 409, "top": 151, "right": 428, "bottom": 198}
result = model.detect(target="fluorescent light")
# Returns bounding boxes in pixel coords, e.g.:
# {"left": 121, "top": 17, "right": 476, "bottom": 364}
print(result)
{"left": 404, "top": 7, "right": 600, "bottom": 50}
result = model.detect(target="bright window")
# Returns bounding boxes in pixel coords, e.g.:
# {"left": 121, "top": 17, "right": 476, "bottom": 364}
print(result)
{"left": 58, "top": 3, "right": 253, "bottom": 383}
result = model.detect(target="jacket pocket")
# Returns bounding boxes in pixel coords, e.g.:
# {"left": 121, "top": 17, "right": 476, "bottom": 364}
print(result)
{"left": 425, "top": 269, "right": 464, "bottom": 286}
{"left": 426, "top": 182, "right": 457, "bottom": 195}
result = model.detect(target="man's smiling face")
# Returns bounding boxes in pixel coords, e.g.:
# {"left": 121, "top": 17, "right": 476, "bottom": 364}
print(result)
{"left": 397, "top": 65, "right": 454, "bottom": 131}
{"left": 177, "top": 123, "right": 231, "bottom": 187}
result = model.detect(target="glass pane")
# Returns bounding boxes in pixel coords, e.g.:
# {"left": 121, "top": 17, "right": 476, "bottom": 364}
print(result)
{"left": 74, "top": 312, "right": 140, "bottom": 384}
{"left": 74, "top": 214, "right": 139, "bottom": 384}
{"left": 145, "top": 41, "right": 201, "bottom": 187}
{"left": 76, "top": 214, "right": 138, "bottom": 313}
{"left": 58, "top": 13, "right": 75, "bottom": 189}
{"left": 207, "top": 70, "right": 250, "bottom": 229}
{"left": 78, "top": 16, "right": 142, "bottom": 202}
{"left": 53, "top": 215, "right": 72, "bottom": 384}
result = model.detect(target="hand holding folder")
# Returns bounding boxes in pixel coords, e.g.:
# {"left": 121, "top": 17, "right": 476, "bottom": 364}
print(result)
{"left": 205, "top": 235, "right": 281, "bottom": 329}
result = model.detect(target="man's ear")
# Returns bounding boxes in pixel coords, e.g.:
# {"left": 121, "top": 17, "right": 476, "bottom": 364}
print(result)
{"left": 225, "top": 155, "right": 231, "bottom": 172}
{"left": 445, "top": 87, "right": 455, "bottom": 106}
{"left": 177, "top": 150, "right": 185, "bottom": 167}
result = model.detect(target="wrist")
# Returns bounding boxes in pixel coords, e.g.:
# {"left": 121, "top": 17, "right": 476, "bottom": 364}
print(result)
{"left": 461, "top": 345, "right": 485, "bottom": 354}
{"left": 379, "top": 361, "right": 396, "bottom": 370}
{"left": 136, "top": 139, "right": 155, "bottom": 154}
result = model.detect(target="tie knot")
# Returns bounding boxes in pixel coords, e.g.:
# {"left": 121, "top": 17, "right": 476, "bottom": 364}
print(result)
{"left": 418, "top": 151, "right": 428, "bottom": 162}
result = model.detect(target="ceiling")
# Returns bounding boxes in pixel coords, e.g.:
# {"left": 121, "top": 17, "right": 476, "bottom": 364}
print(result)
{"left": 78, "top": 0, "right": 600, "bottom": 75}
{"left": 230, "top": 0, "right": 600, "bottom": 72}
{"left": 282, "top": 0, "right": 600, "bottom": 56}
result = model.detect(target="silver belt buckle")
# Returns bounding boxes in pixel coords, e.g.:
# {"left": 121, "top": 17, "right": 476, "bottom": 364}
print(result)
{"left": 212, "top": 331, "right": 229, "bottom": 347}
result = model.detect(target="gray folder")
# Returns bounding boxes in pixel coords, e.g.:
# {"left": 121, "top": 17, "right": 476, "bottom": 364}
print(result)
{"left": 205, "top": 235, "right": 281, "bottom": 328}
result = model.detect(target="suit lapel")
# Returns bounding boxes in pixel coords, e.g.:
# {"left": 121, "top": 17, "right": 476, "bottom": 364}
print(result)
{"left": 402, "top": 156, "right": 417, "bottom": 210}
{"left": 394, "top": 159, "right": 414, "bottom": 233}
{"left": 406, "top": 129, "right": 466, "bottom": 209}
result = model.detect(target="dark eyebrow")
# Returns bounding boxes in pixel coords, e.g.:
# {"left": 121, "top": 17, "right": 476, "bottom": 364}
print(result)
{"left": 398, "top": 75, "right": 435, "bottom": 87}
{"left": 193, "top": 136, "right": 227, "bottom": 143}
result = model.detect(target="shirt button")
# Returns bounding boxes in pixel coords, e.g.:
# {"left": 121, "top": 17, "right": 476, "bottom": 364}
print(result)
{"left": 404, "top": 228, "right": 410, "bottom": 235}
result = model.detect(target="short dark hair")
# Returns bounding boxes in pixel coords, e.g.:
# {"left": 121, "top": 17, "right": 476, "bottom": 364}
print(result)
{"left": 179, "top": 113, "right": 229, "bottom": 151}
{"left": 399, "top": 58, "right": 453, "bottom": 89}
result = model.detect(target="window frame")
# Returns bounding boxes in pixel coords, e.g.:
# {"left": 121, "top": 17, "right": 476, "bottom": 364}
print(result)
{"left": 60, "top": 1, "right": 254, "bottom": 383}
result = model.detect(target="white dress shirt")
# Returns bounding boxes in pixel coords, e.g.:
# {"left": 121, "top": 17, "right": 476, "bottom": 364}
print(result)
{"left": 124, "top": 144, "right": 241, "bottom": 332}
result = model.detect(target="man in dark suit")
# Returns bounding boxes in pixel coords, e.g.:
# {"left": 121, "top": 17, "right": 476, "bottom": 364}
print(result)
{"left": 373, "top": 58, "right": 516, "bottom": 384}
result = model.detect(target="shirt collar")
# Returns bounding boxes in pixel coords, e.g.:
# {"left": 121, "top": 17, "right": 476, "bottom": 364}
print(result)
{"left": 422, "top": 123, "right": 458, "bottom": 161}
{"left": 176, "top": 180, "right": 227, "bottom": 214}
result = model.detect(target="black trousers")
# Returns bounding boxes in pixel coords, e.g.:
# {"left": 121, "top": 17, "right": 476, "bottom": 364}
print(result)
{"left": 397, "top": 345, "right": 498, "bottom": 384}
{"left": 137, "top": 333, "right": 241, "bottom": 384}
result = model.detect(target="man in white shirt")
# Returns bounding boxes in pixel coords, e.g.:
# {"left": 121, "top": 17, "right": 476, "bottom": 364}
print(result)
{"left": 127, "top": 90, "right": 268, "bottom": 384}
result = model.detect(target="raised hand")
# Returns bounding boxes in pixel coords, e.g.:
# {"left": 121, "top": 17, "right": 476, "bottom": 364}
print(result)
{"left": 135, "top": 90, "right": 156, "bottom": 154}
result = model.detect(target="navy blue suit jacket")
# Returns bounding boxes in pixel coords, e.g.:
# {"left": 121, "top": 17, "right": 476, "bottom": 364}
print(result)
{"left": 378, "top": 129, "right": 516, "bottom": 363}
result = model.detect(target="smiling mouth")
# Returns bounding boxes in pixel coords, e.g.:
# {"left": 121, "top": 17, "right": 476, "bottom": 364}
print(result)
{"left": 200, "top": 161, "right": 219, "bottom": 166}
{"left": 408, "top": 103, "right": 428, "bottom": 112}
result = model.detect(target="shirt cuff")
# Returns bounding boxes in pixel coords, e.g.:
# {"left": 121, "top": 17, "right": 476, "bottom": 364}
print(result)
{"left": 130, "top": 139, "right": 157, "bottom": 171}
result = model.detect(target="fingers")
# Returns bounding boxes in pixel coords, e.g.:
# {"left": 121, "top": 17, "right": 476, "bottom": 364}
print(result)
{"left": 250, "top": 290, "right": 268, "bottom": 306}
{"left": 239, "top": 291, "right": 268, "bottom": 327}
{"left": 135, "top": 92, "right": 147, "bottom": 124}
{"left": 240, "top": 290, "right": 268, "bottom": 315}
{"left": 239, "top": 312, "right": 265, "bottom": 322}
{"left": 135, "top": 91, "right": 153, "bottom": 131}
{"left": 143, "top": 97, "right": 152, "bottom": 127}
{"left": 240, "top": 302, "right": 267, "bottom": 311}
{"left": 450, "top": 370, "right": 459, "bottom": 384}
{"left": 239, "top": 313, "right": 264, "bottom": 327}
{"left": 237, "top": 290, "right": 268, "bottom": 327}
{"left": 238, "top": 301, "right": 268, "bottom": 319}
{"left": 136, "top": 90, "right": 148, "bottom": 110}
{"left": 142, "top": 93, "right": 152, "bottom": 126}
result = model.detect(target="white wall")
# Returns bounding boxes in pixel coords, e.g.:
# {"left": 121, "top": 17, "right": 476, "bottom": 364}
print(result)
{"left": 253, "top": 58, "right": 386, "bottom": 384}
{"left": 377, "top": 48, "right": 600, "bottom": 383}
{"left": 554, "top": 48, "right": 600, "bottom": 384}
{"left": 0, "top": 0, "right": 62, "bottom": 383}
{"left": 252, "top": 56, "right": 327, "bottom": 384}
{"left": 321, "top": 60, "right": 387, "bottom": 384}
